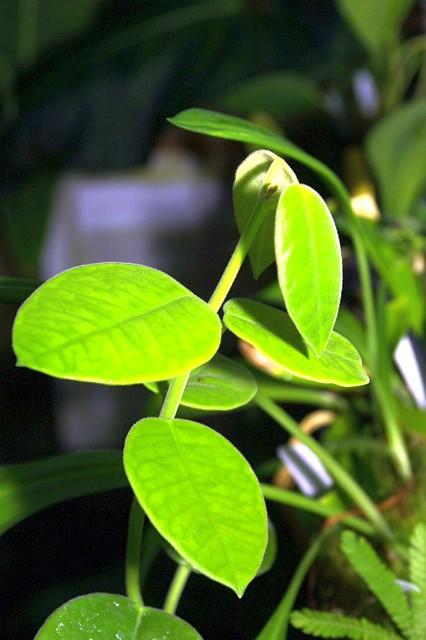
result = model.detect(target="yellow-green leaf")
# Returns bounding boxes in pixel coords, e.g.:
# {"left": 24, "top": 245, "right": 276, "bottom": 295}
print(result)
{"left": 224, "top": 299, "right": 368, "bottom": 388}
{"left": 124, "top": 417, "right": 268, "bottom": 596}
{"left": 12, "top": 263, "right": 221, "bottom": 384}
{"left": 275, "top": 184, "right": 342, "bottom": 355}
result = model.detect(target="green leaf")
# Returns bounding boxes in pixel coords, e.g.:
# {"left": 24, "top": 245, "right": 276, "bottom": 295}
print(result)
{"left": 257, "top": 519, "right": 277, "bottom": 576}
{"left": 124, "top": 417, "right": 268, "bottom": 596}
{"left": 410, "top": 523, "right": 426, "bottom": 640}
{"left": 397, "top": 403, "right": 426, "bottom": 436}
{"left": 275, "top": 184, "right": 342, "bottom": 355}
{"left": 219, "top": 72, "right": 321, "bottom": 119}
{"left": 0, "top": 451, "right": 126, "bottom": 536}
{"left": 234, "top": 150, "right": 298, "bottom": 278}
{"left": 224, "top": 299, "right": 369, "bottom": 388}
{"left": 12, "top": 263, "right": 221, "bottom": 384}
{"left": 366, "top": 100, "right": 426, "bottom": 218}
{"left": 168, "top": 108, "right": 304, "bottom": 157}
{"left": 291, "top": 610, "right": 403, "bottom": 639}
{"left": 336, "top": 0, "right": 415, "bottom": 59}
{"left": 341, "top": 531, "right": 412, "bottom": 638}
{"left": 180, "top": 354, "right": 258, "bottom": 411}
{"left": 35, "top": 594, "right": 202, "bottom": 639}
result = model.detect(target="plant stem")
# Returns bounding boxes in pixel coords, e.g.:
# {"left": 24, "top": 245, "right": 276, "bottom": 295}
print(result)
{"left": 257, "top": 381, "right": 348, "bottom": 412}
{"left": 255, "top": 394, "right": 391, "bottom": 539}
{"left": 261, "top": 484, "right": 375, "bottom": 536}
{"left": 163, "top": 564, "right": 192, "bottom": 614}
{"left": 125, "top": 498, "right": 145, "bottom": 608}
{"left": 256, "top": 529, "right": 332, "bottom": 640}
{"left": 159, "top": 372, "right": 190, "bottom": 420}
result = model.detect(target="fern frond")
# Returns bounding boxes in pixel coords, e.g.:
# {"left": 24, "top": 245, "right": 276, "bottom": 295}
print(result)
{"left": 291, "top": 610, "right": 403, "bottom": 639}
{"left": 409, "top": 523, "right": 426, "bottom": 640}
{"left": 341, "top": 531, "right": 412, "bottom": 638}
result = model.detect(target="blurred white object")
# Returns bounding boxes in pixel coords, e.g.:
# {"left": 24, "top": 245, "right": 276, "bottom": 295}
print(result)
{"left": 394, "top": 336, "right": 426, "bottom": 409}
{"left": 41, "top": 149, "right": 222, "bottom": 450}
{"left": 277, "top": 442, "right": 333, "bottom": 497}
{"left": 352, "top": 69, "right": 379, "bottom": 118}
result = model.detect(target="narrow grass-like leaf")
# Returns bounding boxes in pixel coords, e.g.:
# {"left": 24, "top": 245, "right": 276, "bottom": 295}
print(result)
{"left": 124, "top": 417, "right": 268, "bottom": 596}
{"left": 233, "top": 150, "right": 298, "bottom": 278}
{"left": 13, "top": 263, "right": 221, "bottom": 384}
{"left": 35, "top": 594, "right": 201, "bottom": 639}
{"left": 0, "top": 451, "right": 126, "bottom": 536}
{"left": 291, "top": 610, "right": 403, "bottom": 639}
{"left": 410, "top": 523, "right": 426, "bottom": 640}
{"left": 341, "top": 531, "right": 412, "bottom": 638}
{"left": 275, "top": 184, "right": 342, "bottom": 355}
{"left": 224, "top": 299, "right": 368, "bottom": 387}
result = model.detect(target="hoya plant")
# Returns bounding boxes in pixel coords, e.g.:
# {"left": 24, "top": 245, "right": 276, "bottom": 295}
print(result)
{"left": 2, "top": 107, "right": 421, "bottom": 638}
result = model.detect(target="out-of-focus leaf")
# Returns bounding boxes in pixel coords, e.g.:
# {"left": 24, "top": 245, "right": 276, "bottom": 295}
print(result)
{"left": 397, "top": 403, "right": 426, "bottom": 435}
{"left": 218, "top": 72, "right": 321, "bottom": 119}
{"left": 366, "top": 100, "right": 426, "bottom": 218}
{"left": 337, "top": 0, "right": 415, "bottom": 59}
{"left": 0, "top": 451, "right": 126, "bottom": 536}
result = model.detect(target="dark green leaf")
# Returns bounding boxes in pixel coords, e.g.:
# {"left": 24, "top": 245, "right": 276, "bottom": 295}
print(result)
{"left": 35, "top": 594, "right": 202, "bottom": 639}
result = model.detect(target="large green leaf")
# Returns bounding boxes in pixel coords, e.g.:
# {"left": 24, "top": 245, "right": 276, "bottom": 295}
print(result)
{"left": 275, "top": 184, "right": 342, "bottom": 355}
{"left": 12, "top": 263, "right": 221, "bottom": 384}
{"left": 366, "top": 100, "right": 426, "bottom": 218}
{"left": 223, "top": 299, "right": 368, "bottom": 387}
{"left": 233, "top": 150, "right": 298, "bottom": 278}
{"left": 124, "top": 417, "right": 267, "bottom": 596}
{"left": 219, "top": 71, "right": 321, "bottom": 119}
{"left": 35, "top": 594, "right": 201, "bottom": 639}
{"left": 0, "top": 451, "right": 126, "bottom": 536}
{"left": 337, "top": 0, "right": 415, "bottom": 59}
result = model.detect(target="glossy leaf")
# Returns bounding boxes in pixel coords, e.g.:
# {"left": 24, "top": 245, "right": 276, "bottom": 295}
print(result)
{"left": 234, "top": 150, "right": 298, "bottom": 278}
{"left": 35, "top": 594, "right": 201, "bottom": 639}
{"left": 124, "top": 417, "right": 268, "bottom": 596}
{"left": 0, "top": 451, "right": 126, "bottom": 536}
{"left": 366, "top": 100, "right": 426, "bottom": 218}
{"left": 13, "top": 263, "right": 221, "bottom": 384}
{"left": 275, "top": 184, "right": 342, "bottom": 355}
{"left": 224, "top": 299, "right": 368, "bottom": 387}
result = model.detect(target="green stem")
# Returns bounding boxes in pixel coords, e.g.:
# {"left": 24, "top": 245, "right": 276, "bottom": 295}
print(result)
{"left": 125, "top": 498, "right": 145, "bottom": 608}
{"left": 256, "top": 394, "right": 391, "bottom": 539}
{"left": 256, "top": 529, "right": 332, "bottom": 640}
{"left": 261, "top": 484, "right": 375, "bottom": 536}
{"left": 163, "top": 564, "right": 192, "bottom": 614}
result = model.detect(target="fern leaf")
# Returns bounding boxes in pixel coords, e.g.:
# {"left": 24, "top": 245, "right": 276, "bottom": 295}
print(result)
{"left": 409, "top": 523, "right": 426, "bottom": 640}
{"left": 291, "top": 610, "right": 403, "bottom": 639}
{"left": 341, "top": 531, "right": 412, "bottom": 638}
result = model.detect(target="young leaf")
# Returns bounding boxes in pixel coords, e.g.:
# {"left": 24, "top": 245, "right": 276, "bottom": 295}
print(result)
{"left": 0, "top": 451, "right": 126, "bottom": 536}
{"left": 224, "top": 299, "right": 369, "bottom": 388}
{"left": 341, "top": 531, "right": 412, "bottom": 638}
{"left": 35, "top": 594, "right": 201, "bottom": 639}
{"left": 13, "top": 263, "right": 221, "bottom": 384}
{"left": 275, "top": 184, "right": 342, "bottom": 355}
{"left": 124, "top": 417, "right": 268, "bottom": 596}
{"left": 234, "top": 150, "right": 298, "bottom": 278}
{"left": 410, "top": 523, "right": 426, "bottom": 640}
{"left": 291, "top": 610, "right": 403, "bottom": 639}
